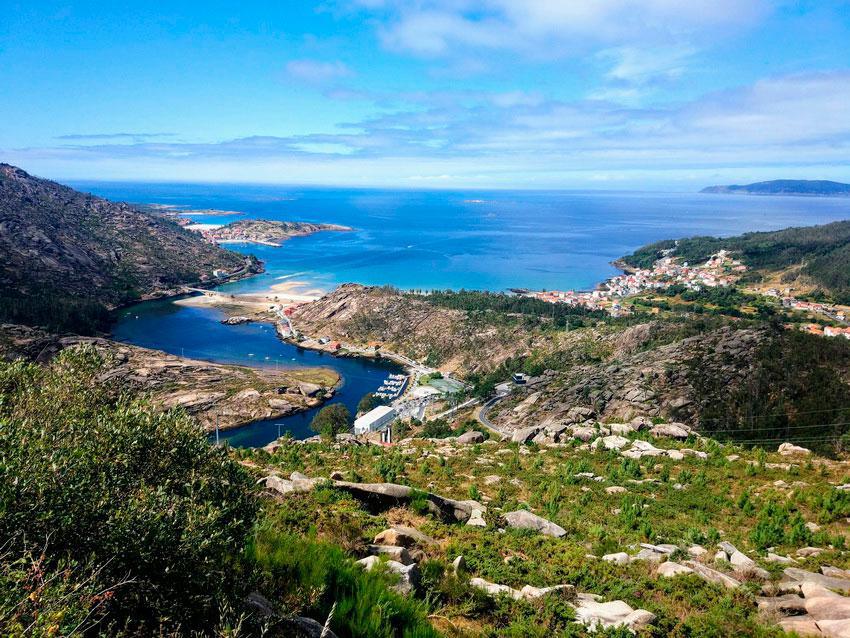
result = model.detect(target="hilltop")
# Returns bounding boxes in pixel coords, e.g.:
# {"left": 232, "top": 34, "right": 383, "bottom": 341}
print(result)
{"left": 701, "top": 180, "right": 850, "bottom": 196}
{"left": 0, "top": 164, "right": 259, "bottom": 333}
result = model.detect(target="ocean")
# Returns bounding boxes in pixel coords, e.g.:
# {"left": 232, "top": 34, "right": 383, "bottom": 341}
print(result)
{"left": 71, "top": 182, "right": 850, "bottom": 295}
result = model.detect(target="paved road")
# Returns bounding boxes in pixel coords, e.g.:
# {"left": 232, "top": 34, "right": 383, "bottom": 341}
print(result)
{"left": 475, "top": 393, "right": 510, "bottom": 437}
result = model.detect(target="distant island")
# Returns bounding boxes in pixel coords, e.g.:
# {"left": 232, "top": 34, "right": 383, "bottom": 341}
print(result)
{"left": 701, "top": 179, "right": 850, "bottom": 196}
{"left": 198, "top": 218, "right": 352, "bottom": 246}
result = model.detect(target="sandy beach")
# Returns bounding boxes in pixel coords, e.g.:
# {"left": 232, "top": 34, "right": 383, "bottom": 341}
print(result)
{"left": 174, "top": 280, "right": 325, "bottom": 315}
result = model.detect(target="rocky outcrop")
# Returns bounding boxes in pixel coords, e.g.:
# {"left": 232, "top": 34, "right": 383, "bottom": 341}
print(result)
{"left": 263, "top": 472, "right": 485, "bottom": 524}
{"left": 0, "top": 325, "right": 339, "bottom": 432}
{"left": 488, "top": 325, "right": 766, "bottom": 429}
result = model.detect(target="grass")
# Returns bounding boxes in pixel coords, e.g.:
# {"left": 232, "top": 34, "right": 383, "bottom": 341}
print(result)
{"left": 238, "top": 427, "right": 850, "bottom": 636}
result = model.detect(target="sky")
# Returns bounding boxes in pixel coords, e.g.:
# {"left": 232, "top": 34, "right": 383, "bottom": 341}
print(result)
{"left": 1, "top": 1, "right": 849, "bottom": 189}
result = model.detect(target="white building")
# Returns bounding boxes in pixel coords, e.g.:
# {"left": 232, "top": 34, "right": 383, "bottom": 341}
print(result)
{"left": 354, "top": 405, "right": 396, "bottom": 435}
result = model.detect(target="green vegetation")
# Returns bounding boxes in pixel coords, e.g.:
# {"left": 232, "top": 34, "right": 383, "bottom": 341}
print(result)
{"left": 0, "top": 347, "right": 257, "bottom": 632}
{"left": 242, "top": 424, "right": 850, "bottom": 637}
{"left": 420, "top": 289, "right": 640, "bottom": 330}
{"left": 688, "top": 327, "right": 850, "bottom": 454}
{"left": 622, "top": 220, "right": 850, "bottom": 302}
{"left": 312, "top": 403, "right": 353, "bottom": 440}
{"left": 0, "top": 347, "right": 436, "bottom": 636}
{"left": 358, "top": 392, "right": 387, "bottom": 414}
{"left": 0, "top": 289, "right": 113, "bottom": 334}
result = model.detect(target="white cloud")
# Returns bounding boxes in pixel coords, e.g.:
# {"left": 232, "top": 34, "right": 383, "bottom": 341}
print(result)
{"left": 9, "top": 70, "right": 850, "bottom": 188}
{"left": 285, "top": 59, "right": 353, "bottom": 84}
{"left": 352, "top": 0, "right": 769, "bottom": 58}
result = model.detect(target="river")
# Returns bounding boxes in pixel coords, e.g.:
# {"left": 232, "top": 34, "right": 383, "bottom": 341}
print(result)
{"left": 111, "top": 297, "right": 402, "bottom": 447}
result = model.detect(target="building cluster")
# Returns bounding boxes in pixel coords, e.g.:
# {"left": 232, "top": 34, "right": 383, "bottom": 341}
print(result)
{"left": 524, "top": 250, "right": 746, "bottom": 315}
{"left": 779, "top": 296, "right": 847, "bottom": 323}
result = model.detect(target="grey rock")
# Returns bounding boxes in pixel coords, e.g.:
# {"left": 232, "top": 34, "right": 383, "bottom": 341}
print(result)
{"left": 657, "top": 561, "right": 694, "bottom": 577}
{"left": 785, "top": 568, "right": 850, "bottom": 594}
{"left": 503, "top": 510, "right": 567, "bottom": 538}
{"left": 457, "top": 430, "right": 485, "bottom": 444}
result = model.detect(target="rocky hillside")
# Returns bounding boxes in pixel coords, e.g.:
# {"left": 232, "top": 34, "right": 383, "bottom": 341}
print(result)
{"left": 289, "top": 283, "right": 569, "bottom": 374}
{"left": 0, "top": 164, "right": 258, "bottom": 332}
{"left": 0, "top": 323, "right": 338, "bottom": 431}
{"left": 487, "top": 323, "right": 850, "bottom": 451}
{"left": 249, "top": 422, "right": 850, "bottom": 636}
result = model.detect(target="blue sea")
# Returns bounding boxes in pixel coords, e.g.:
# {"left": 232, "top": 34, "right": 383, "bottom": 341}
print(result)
{"left": 80, "top": 181, "right": 850, "bottom": 446}
{"left": 72, "top": 182, "right": 850, "bottom": 294}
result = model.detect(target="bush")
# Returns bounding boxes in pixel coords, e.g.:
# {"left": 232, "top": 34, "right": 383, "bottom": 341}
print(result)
{"left": 0, "top": 347, "right": 259, "bottom": 631}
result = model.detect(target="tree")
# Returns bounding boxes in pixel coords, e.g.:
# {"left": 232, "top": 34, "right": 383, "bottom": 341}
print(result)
{"left": 357, "top": 392, "right": 383, "bottom": 415}
{"left": 311, "top": 403, "right": 352, "bottom": 440}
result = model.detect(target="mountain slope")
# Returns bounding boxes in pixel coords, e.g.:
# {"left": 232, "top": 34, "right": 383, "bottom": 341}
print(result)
{"left": 0, "top": 164, "right": 257, "bottom": 332}
{"left": 701, "top": 179, "right": 850, "bottom": 196}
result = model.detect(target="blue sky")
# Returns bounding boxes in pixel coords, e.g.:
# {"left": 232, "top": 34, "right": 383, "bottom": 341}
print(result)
{"left": 1, "top": 1, "right": 849, "bottom": 189}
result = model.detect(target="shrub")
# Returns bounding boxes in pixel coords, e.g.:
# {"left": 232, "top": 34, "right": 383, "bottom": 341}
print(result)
{"left": 0, "top": 347, "right": 258, "bottom": 631}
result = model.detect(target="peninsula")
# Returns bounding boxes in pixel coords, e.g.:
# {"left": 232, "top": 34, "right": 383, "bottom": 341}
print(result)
{"left": 701, "top": 179, "right": 850, "bottom": 196}
{"left": 198, "top": 218, "right": 352, "bottom": 246}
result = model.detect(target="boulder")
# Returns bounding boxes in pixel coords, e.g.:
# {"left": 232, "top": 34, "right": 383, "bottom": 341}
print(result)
{"left": 650, "top": 423, "right": 690, "bottom": 439}
{"left": 330, "top": 480, "right": 483, "bottom": 523}
{"left": 503, "top": 510, "right": 567, "bottom": 538}
{"left": 685, "top": 561, "right": 741, "bottom": 589}
{"left": 621, "top": 439, "right": 664, "bottom": 459}
{"left": 777, "top": 615, "right": 823, "bottom": 637}
{"left": 566, "top": 406, "right": 595, "bottom": 422}
{"left": 785, "top": 568, "right": 850, "bottom": 594}
{"left": 469, "top": 577, "right": 523, "bottom": 600}
{"left": 467, "top": 508, "right": 487, "bottom": 527}
{"left": 452, "top": 555, "right": 466, "bottom": 574}
{"left": 688, "top": 545, "right": 707, "bottom": 558}
{"left": 367, "top": 544, "right": 413, "bottom": 565}
{"left": 766, "top": 552, "right": 796, "bottom": 565}
{"left": 573, "top": 598, "right": 655, "bottom": 632}
{"left": 608, "top": 423, "right": 634, "bottom": 436}
{"left": 357, "top": 556, "right": 420, "bottom": 594}
{"left": 512, "top": 426, "right": 542, "bottom": 444}
{"left": 457, "top": 430, "right": 485, "bottom": 444}
{"left": 657, "top": 562, "right": 694, "bottom": 577}
{"left": 605, "top": 486, "right": 627, "bottom": 494}
{"left": 297, "top": 382, "right": 323, "bottom": 397}
{"left": 778, "top": 442, "right": 812, "bottom": 456}
{"left": 262, "top": 474, "right": 315, "bottom": 495}
{"left": 570, "top": 426, "right": 597, "bottom": 442}
{"left": 373, "top": 526, "right": 435, "bottom": 548}
{"left": 601, "top": 435, "right": 630, "bottom": 450}
{"left": 602, "top": 552, "right": 630, "bottom": 566}
{"left": 483, "top": 475, "right": 502, "bottom": 485}
{"left": 666, "top": 449, "right": 685, "bottom": 461}
{"left": 822, "top": 566, "right": 850, "bottom": 580}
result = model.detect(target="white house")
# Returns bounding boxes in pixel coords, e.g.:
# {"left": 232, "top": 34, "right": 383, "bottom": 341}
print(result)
{"left": 354, "top": 405, "right": 396, "bottom": 435}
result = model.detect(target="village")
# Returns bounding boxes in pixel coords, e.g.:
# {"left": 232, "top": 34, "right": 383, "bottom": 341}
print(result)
{"left": 523, "top": 250, "right": 850, "bottom": 340}
{"left": 523, "top": 249, "right": 746, "bottom": 316}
